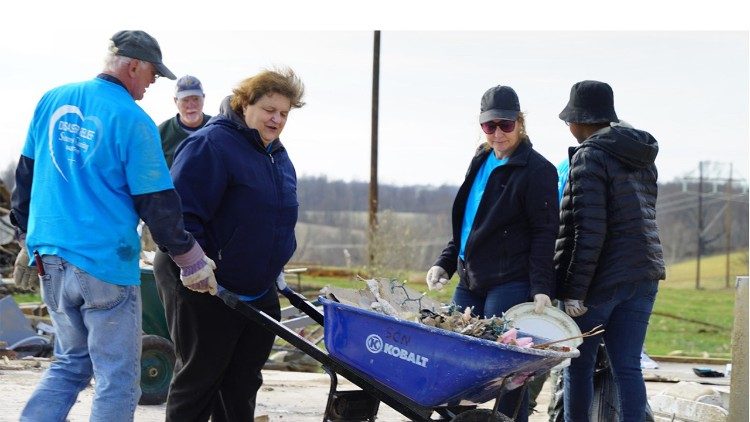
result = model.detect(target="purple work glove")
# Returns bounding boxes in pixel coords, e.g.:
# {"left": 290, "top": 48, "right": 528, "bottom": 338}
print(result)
{"left": 172, "top": 243, "right": 217, "bottom": 295}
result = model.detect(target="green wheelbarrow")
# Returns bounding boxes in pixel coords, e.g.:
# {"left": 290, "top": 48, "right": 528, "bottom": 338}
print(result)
{"left": 139, "top": 267, "right": 175, "bottom": 406}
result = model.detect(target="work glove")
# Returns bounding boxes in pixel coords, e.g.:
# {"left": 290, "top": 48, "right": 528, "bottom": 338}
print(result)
{"left": 275, "top": 271, "right": 288, "bottom": 291}
{"left": 172, "top": 243, "right": 218, "bottom": 295}
{"left": 564, "top": 299, "right": 588, "bottom": 317}
{"left": 13, "top": 235, "right": 39, "bottom": 291}
{"left": 425, "top": 266, "right": 449, "bottom": 291}
{"left": 533, "top": 293, "right": 552, "bottom": 314}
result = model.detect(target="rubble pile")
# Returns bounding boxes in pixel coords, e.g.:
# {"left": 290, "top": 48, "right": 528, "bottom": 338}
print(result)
{"left": 322, "top": 277, "right": 564, "bottom": 350}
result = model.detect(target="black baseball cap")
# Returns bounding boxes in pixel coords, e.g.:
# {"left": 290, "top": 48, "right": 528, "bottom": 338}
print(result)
{"left": 110, "top": 30, "right": 176, "bottom": 80}
{"left": 479, "top": 85, "right": 520, "bottom": 123}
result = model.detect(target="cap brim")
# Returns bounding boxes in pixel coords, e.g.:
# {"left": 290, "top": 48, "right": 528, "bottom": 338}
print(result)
{"left": 176, "top": 90, "right": 205, "bottom": 99}
{"left": 559, "top": 106, "right": 619, "bottom": 124}
{"left": 558, "top": 105, "right": 574, "bottom": 122}
{"left": 154, "top": 63, "right": 176, "bottom": 80}
{"left": 479, "top": 109, "right": 519, "bottom": 124}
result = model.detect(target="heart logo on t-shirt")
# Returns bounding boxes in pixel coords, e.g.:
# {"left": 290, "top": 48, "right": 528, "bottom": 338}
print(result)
{"left": 48, "top": 105, "right": 102, "bottom": 181}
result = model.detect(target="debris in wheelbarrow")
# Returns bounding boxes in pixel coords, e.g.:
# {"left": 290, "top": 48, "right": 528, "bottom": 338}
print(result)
{"left": 323, "top": 278, "right": 579, "bottom": 352}
{"left": 322, "top": 277, "right": 444, "bottom": 319}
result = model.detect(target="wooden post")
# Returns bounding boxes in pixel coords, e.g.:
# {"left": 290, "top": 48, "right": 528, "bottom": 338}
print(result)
{"left": 368, "top": 30, "right": 380, "bottom": 269}
{"left": 728, "top": 276, "right": 748, "bottom": 421}
{"left": 696, "top": 161, "right": 703, "bottom": 290}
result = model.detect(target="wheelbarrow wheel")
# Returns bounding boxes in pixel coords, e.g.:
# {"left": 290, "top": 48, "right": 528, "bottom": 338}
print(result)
{"left": 138, "top": 334, "right": 175, "bottom": 405}
{"left": 451, "top": 409, "right": 512, "bottom": 422}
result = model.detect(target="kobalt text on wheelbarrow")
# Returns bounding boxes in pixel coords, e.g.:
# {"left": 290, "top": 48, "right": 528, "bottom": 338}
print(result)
{"left": 217, "top": 285, "right": 579, "bottom": 422}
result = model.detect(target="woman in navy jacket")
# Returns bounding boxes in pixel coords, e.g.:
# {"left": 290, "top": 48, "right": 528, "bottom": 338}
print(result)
{"left": 153, "top": 68, "right": 305, "bottom": 421}
{"left": 425, "top": 85, "right": 559, "bottom": 421}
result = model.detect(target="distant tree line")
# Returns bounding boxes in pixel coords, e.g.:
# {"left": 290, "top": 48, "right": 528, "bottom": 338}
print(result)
{"left": 294, "top": 176, "right": 749, "bottom": 269}
{"left": 297, "top": 176, "right": 457, "bottom": 214}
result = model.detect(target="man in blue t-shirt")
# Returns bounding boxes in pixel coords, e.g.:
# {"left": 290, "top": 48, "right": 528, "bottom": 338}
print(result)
{"left": 10, "top": 30, "right": 217, "bottom": 422}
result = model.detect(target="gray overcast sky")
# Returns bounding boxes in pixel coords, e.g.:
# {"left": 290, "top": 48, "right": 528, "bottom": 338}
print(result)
{"left": 1, "top": 6, "right": 748, "bottom": 187}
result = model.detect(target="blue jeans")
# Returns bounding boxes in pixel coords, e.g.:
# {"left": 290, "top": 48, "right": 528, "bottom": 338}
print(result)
{"left": 21, "top": 255, "right": 142, "bottom": 422}
{"left": 452, "top": 281, "right": 531, "bottom": 421}
{"left": 563, "top": 280, "right": 658, "bottom": 422}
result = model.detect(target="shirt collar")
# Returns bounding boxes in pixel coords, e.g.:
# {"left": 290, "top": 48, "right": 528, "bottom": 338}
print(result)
{"left": 96, "top": 73, "right": 127, "bottom": 90}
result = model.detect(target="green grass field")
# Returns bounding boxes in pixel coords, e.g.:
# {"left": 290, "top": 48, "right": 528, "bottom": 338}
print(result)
{"left": 643, "top": 250, "right": 747, "bottom": 358}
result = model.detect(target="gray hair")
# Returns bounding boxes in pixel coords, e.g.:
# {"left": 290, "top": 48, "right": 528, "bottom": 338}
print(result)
{"left": 102, "top": 49, "right": 149, "bottom": 74}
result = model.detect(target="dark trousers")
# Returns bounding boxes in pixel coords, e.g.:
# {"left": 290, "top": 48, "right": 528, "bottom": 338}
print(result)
{"left": 153, "top": 251, "right": 280, "bottom": 422}
{"left": 452, "top": 282, "right": 531, "bottom": 421}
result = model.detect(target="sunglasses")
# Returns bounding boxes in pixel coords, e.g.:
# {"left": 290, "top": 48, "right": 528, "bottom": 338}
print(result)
{"left": 480, "top": 120, "right": 516, "bottom": 134}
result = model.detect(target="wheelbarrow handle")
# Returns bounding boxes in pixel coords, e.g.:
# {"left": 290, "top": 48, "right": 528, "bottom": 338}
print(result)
{"left": 279, "top": 286, "right": 325, "bottom": 326}
{"left": 216, "top": 285, "right": 324, "bottom": 327}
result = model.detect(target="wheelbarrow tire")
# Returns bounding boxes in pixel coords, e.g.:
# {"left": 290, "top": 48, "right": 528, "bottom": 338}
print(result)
{"left": 138, "top": 334, "right": 175, "bottom": 406}
{"left": 451, "top": 409, "right": 513, "bottom": 422}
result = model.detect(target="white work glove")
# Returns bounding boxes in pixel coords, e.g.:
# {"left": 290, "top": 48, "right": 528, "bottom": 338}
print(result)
{"left": 14, "top": 235, "right": 39, "bottom": 291}
{"left": 172, "top": 243, "right": 218, "bottom": 295}
{"left": 533, "top": 294, "right": 552, "bottom": 314}
{"left": 564, "top": 299, "right": 588, "bottom": 317}
{"left": 275, "top": 271, "right": 288, "bottom": 291}
{"left": 425, "top": 266, "right": 450, "bottom": 291}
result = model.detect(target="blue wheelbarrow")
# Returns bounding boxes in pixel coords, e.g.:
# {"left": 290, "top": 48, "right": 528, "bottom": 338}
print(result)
{"left": 218, "top": 286, "right": 579, "bottom": 421}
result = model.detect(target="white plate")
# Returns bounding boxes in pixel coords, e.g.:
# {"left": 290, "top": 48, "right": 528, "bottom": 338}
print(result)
{"left": 503, "top": 302, "right": 582, "bottom": 349}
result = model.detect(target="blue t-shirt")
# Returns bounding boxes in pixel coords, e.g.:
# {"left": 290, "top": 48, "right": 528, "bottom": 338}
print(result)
{"left": 22, "top": 77, "right": 173, "bottom": 285}
{"left": 556, "top": 158, "right": 569, "bottom": 202}
{"left": 460, "top": 152, "right": 508, "bottom": 259}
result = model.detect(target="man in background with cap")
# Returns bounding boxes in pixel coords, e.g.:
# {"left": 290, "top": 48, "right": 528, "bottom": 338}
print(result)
{"left": 11, "top": 30, "right": 217, "bottom": 421}
{"left": 554, "top": 80, "right": 665, "bottom": 422}
{"left": 159, "top": 75, "right": 211, "bottom": 168}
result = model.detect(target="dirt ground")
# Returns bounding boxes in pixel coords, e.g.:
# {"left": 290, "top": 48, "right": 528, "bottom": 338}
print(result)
{"left": 0, "top": 360, "right": 730, "bottom": 421}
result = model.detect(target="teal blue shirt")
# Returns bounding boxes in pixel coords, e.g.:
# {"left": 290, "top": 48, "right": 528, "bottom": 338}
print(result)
{"left": 460, "top": 152, "right": 508, "bottom": 260}
{"left": 23, "top": 78, "right": 173, "bottom": 285}
{"left": 557, "top": 158, "right": 569, "bottom": 202}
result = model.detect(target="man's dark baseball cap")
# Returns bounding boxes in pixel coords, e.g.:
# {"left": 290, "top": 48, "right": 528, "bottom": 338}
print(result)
{"left": 110, "top": 30, "right": 176, "bottom": 80}
{"left": 479, "top": 85, "right": 520, "bottom": 123}
{"left": 559, "top": 80, "right": 619, "bottom": 124}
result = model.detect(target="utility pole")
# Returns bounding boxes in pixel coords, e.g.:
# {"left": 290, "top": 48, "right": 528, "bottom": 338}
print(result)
{"left": 725, "top": 164, "right": 733, "bottom": 288}
{"left": 368, "top": 30, "right": 380, "bottom": 269}
{"left": 696, "top": 161, "right": 703, "bottom": 290}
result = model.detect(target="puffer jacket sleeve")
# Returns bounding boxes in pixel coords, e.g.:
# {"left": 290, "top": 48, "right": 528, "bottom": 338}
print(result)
{"left": 565, "top": 147, "right": 608, "bottom": 300}
{"left": 525, "top": 159, "right": 560, "bottom": 298}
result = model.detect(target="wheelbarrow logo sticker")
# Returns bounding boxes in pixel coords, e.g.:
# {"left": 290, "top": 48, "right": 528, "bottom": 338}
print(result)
{"left": 365, "top": 334, "right": 429, "bottom": 368}
{"left": 366, "top": 334, "right": 384, "bottom": 353}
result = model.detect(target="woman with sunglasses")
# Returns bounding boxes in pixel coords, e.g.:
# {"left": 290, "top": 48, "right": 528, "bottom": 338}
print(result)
{"left": 425, "top": 85, "right": 559, "bottom": 421}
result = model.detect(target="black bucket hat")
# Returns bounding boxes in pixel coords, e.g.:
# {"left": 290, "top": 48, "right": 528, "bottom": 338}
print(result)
{"left": 479, "top": 85, "right": 520, "bottom": 123}
{"left": 559, "top": 80, "right": 619, "bottom": 124}
{"left": 110, "top": 30, "right": 176, "bottom": 80}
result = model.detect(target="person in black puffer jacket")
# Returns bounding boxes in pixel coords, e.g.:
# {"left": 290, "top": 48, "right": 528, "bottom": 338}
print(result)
{"left": 554, "top": 80, "right": 665, "bottom": 422}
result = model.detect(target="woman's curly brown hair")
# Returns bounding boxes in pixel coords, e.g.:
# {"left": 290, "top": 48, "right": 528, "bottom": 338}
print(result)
{"left": 230, "top": 67, "right": 305, "bottom": 114}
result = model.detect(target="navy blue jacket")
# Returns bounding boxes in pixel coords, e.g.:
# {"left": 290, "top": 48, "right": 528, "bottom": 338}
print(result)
{"left": 170, "top": 113, "right": 298, "bottom": 296}
{"left": 554, "top": 126, "right": 665, "bottom": 302}
{"left": 434, "top": 141, "right": 559, "bottom": 297}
